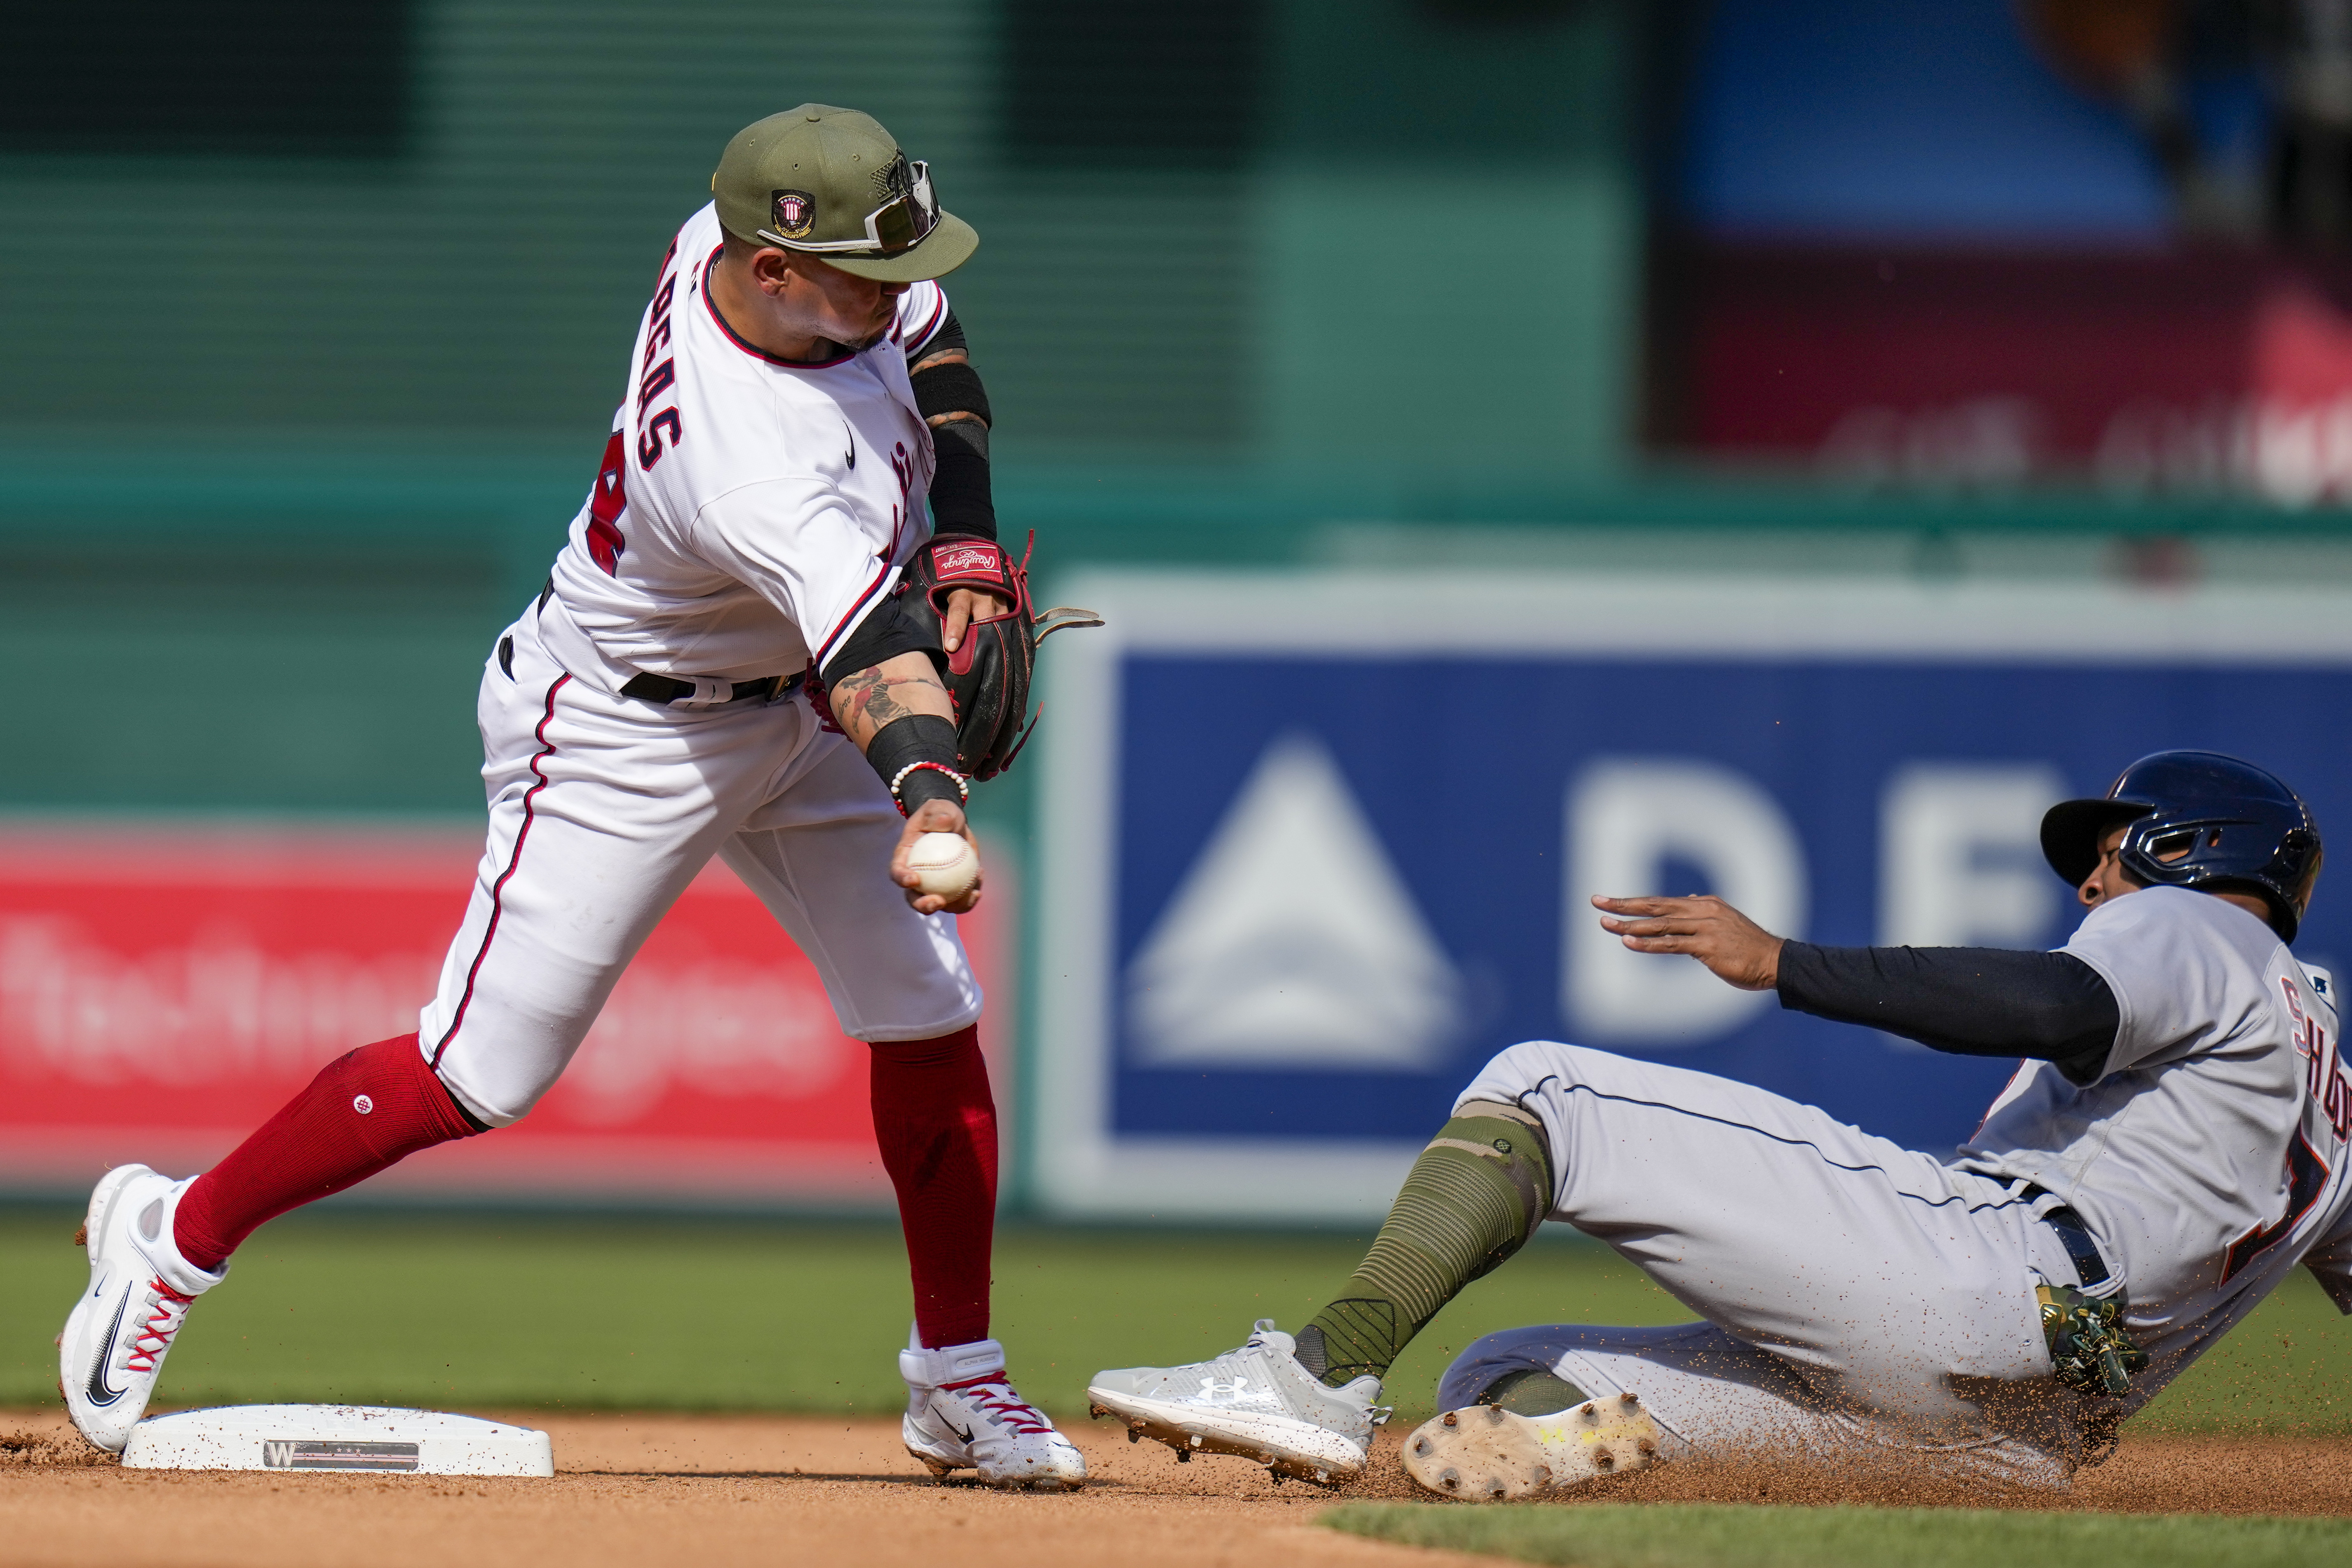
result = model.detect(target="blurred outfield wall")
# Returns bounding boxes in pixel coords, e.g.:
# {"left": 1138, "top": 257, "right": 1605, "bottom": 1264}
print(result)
{"left": 0, "top": 0, "right": 1634, "bottom": 462}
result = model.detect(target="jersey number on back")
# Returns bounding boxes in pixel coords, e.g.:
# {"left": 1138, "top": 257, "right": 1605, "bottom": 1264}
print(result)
{"left": 586, "top": 430, "right": 627, "bottom": 575}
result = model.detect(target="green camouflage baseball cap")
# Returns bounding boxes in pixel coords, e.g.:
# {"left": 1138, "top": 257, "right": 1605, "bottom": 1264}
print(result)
{"left": 711, "top": 105, "right": 978, "bottom": 284}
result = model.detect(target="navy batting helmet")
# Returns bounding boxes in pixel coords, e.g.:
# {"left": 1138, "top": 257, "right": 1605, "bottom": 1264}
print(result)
{"left": 2040, "top": 751, "right": 2323, "bottom": 942}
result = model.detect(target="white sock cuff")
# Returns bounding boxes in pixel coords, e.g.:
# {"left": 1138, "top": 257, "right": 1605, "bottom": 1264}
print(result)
{"left": 147, "top": 1178, "right": 229, "bottom": 1296}
{"left": 899, "top": 1334, "right": 1006, "bottom": 1387}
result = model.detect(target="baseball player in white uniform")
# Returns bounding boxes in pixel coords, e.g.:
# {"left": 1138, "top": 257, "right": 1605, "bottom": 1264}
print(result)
{"left": 1089, "top": 751, "right": 2342, "bottom": 1498}
{"left": 60, "top": 106, "right": 1087, "bottom": 1489}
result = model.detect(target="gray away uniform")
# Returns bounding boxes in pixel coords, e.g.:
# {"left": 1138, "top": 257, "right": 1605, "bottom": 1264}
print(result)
{"left": 1439, "top": 887, "right": 2351, "bottom": 1487}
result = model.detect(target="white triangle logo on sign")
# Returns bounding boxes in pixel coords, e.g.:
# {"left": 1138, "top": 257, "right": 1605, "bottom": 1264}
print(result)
{"left": 1126, "top": 732, "right": 1464, "bottom": 1071}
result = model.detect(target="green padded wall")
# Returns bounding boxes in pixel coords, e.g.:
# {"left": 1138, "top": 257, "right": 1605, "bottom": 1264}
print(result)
{"left": 0, "top": 0, "right": 1643, "bottom": 814}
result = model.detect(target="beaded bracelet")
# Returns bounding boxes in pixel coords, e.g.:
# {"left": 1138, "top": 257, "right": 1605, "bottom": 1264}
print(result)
{"left": 890, "top": 760, "right": 970, "bottom": 814}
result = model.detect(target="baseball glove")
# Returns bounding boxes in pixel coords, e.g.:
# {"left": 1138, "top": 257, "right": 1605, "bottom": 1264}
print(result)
{"left": 896, "top": 532, "right": 1102, "bottom": 780}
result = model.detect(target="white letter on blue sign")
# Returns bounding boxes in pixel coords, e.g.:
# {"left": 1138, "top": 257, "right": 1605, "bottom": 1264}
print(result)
{"left": 1562, "top": 760, "right": 1808, "bottom": 1047}
{"left": 1878, "top": 763, "right": 2066, "bottom": 950}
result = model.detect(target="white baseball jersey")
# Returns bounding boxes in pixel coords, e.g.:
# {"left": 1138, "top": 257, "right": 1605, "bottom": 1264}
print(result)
{"left": 545, "top": 202, "right": 952, "bottom": 685}
{"left": 1960, "top": 885, "right": 2352, "bottom": 1402}
{"left": 409, "top": 202, "right": 981, "bottom": 1121}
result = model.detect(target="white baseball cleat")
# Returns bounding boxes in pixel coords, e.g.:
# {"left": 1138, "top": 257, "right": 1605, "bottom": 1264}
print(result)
{"left": 58, "top": 1164, "right": 228, "bottom": 1453}
{"left": 900, "top": 1332, "right": 1087, "bottom": 1491}
{"left": 1085, "top": 1319, "right": 1386, "bottom": 1485}
{"left": 1401, "top": 1391, "right": 1665, "bottom": 1502}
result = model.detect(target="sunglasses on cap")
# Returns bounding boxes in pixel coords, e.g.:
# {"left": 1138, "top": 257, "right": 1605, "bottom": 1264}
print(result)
{"left": 757, "top": 157, "right": 940, "bottom": 257}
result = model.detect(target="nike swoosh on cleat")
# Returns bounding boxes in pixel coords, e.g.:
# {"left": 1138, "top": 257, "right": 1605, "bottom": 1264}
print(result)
{"left": 85, "top": 1292, "right": 131, "bottom": 1406}
{"left": 943, "top": 1416, "right": 974, "bottom": 1444}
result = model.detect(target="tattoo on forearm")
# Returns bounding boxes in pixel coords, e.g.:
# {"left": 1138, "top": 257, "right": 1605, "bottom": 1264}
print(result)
{"left": 832, "top": 667, "right": 946, "bottom": 737}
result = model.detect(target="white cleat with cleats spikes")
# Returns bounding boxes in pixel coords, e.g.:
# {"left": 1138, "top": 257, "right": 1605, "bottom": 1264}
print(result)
{"left": 1086, "top": 1320, "right": 1387, "bottom": 1486}
{"left": 1401, "top": 1391, "right": 1666, "bottom": 1502}
{"left": 57, "top": 1164, "right": 227, "bottom": 1453}
{"left": 900, "top": 1330, "right": 1087, "bottom": 1491}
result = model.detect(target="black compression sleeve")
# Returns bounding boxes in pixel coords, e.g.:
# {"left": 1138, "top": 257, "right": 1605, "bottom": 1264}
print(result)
{"left": 863, "top": 714, "right": 963, "bottom": 812}
{"left": 1776, "top": 944, "right": 2119, "bottom": 1085}
{"left": 908, "top": 308, "right": 967, "bottom": 366}
{"left": 819, "top": 594, "right": 939, "bottom": 692}
{"left": 910, "top": 312, "right": 995, "bottom": 539}
{"left": 927, "top": 443, "right": 996, "bottom": 540}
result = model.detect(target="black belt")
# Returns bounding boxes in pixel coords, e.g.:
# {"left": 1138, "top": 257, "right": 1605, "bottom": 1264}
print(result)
{"left": 2020, "top": 1183, "right": 2111, "bottom": 1288}
{"left": 620, "top": 671, "right": 793, "bottom": 706}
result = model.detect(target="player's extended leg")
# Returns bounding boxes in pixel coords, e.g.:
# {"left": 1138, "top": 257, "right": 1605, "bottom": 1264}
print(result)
{"left": 59, "top": 613, "right": 788, "bottom": 1450}
{"left": 1091, "top": 1039, "right": 2065, "bottom": 1490}
{"left": 1084, "top": 1096, "right": 1557, "bottom": 1482}
{"left": 720, "top": 735, "right": 1083, "bottom": 1490}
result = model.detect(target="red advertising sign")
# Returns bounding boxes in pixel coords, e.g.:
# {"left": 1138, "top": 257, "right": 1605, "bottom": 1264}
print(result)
{"left": 1673, "top": 244, "right": 2352, "bottom": 503}
{"left": 0, "top": 822, "right": 1011, "bottom": 1204}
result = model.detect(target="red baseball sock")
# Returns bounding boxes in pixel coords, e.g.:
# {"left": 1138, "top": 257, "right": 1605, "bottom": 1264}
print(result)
{"left": 871, "top": 1024, "right": 998, "bottom": 1350}
{"left": 173, "top": 1034, "right": 486, "bottom": 1272}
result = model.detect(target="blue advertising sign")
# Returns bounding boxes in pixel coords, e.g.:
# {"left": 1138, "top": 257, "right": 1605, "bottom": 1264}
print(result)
{"left": 1030, "top": 571, "right": 2352, "bottom": 1219}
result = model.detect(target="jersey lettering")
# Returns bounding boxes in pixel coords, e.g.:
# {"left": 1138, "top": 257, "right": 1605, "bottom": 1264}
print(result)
{"left": 632, "top": 257, "right": 684, "bottom": 473}
{"left": 2285, "top": 976, "right": 2351, "bottom": 1139}
{"left": 637, "top": 408, "right": 682, "bottom": 471}
{"left": 637, "top": 358, "right": 676, "bottom": 417}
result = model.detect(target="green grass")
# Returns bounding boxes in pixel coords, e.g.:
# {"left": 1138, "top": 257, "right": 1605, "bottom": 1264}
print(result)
{"left": 5, "top": 1207, "right": 2347, "bottom": 1428}
{"left": 1322, "top": 1502, "right": 2352, "bottom": 1568}
{"left": 1, "top": 1209, "right": 1681, "bottom": 1420}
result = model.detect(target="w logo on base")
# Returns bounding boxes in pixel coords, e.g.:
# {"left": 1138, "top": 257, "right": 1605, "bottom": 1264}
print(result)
{"left": 259, "top": 1438, "right": 419, "bottom": 1470}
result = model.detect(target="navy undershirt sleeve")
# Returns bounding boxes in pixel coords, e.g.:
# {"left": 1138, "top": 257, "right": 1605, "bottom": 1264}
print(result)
{"left": 1775, "top": 943, "right": 2120, "bottom": 1085}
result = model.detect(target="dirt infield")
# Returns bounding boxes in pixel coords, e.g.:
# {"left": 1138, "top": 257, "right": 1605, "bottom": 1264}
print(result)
{"left": 5, "top": 1410, "right": 2349, "bottom": 1568}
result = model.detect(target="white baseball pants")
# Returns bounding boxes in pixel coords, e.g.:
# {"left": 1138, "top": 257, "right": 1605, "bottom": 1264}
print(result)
{"left": 1437, "top": 1042, "right": 2099, "bottom": 1484}
{"left": 415, "top": 606, "right": 980, "bottom": 1126}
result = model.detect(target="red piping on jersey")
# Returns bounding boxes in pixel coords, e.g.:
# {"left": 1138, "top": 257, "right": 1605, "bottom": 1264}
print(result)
{"left": 812, "top": 465, "right": 922, "bottom": 670}
{"left": 812, "top": 556, "right": 897, "bottom": 671}
{"left": 903, "top": 285, "right": 946, "bottom": 355}
{"left": 699, "top": 246, "right": 856, "bottom": 369}
{"left": 430, "top": 674, "right": 570, "bottom": 1069}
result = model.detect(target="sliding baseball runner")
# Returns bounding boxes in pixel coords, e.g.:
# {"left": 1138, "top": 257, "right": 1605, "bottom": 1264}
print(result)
{"left": 1090, "top": 751, "right": 2346, "bottom": 1497}
{"left": 61, "top": 104, "right": 1094, "bottom": 1489}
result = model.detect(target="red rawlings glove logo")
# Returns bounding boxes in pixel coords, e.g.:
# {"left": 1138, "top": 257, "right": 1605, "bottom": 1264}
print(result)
{"left": 929, "top": 540, "right": 1004, "bottom": 582}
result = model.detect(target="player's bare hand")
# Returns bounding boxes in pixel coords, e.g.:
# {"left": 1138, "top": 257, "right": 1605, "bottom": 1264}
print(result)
{"left": 1592, "top": 894, "right": 1784, "bottom": 991}
{"left": 891, "top": 798, "right": 983, "bottom": 915}
{"left": 941, "top": 588, "right": 1009, "bottom": 654}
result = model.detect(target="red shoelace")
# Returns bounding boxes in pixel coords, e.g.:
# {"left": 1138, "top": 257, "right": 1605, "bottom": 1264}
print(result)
{"left": 940, "top": 1374, "right": 1054, "bottom": 1436}
{"left": 122, "top": 1279, "right": 197, "bottom": 1375}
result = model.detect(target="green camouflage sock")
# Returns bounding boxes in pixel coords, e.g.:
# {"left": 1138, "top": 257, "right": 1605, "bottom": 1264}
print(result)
{"left": 1295, "top": 1101, "right": 1554, "bottom": 1388}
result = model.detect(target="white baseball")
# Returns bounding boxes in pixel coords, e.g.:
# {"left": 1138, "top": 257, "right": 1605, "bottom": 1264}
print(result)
{"left": 905, "top": 831, "right": 981, "bottom": 899}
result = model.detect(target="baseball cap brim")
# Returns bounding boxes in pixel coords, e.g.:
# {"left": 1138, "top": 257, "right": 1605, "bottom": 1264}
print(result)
{"left": 820, "top": 211, "right": 978, "bottom": 283}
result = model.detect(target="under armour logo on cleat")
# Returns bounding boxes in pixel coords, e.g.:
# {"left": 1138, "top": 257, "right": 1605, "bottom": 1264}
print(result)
{"left": 1195, "top": 1375, "right": 1273, "bottom": 1408}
